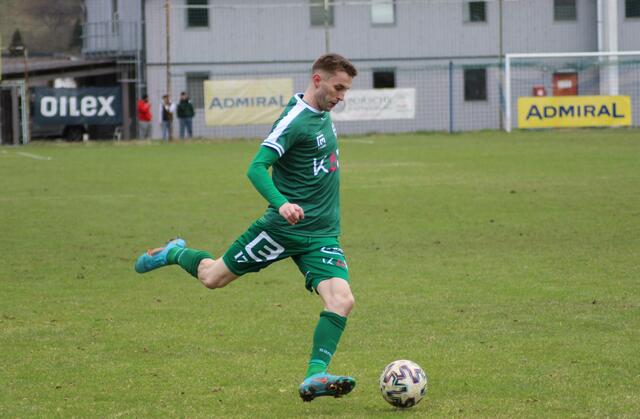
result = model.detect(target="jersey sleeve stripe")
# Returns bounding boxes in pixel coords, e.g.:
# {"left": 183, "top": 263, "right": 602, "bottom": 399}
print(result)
{"left": 262, "top": 142, "right": 284, "bottom": 156}
{"left": 261, "top": 103, "right": 305, "bottom": 157}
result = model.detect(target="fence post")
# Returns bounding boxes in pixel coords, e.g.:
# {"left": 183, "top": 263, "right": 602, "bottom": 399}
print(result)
{"left": 11, "top": 86, "right": 20, "bottom": 145}
{"left": 449, "top": 61, "right": 453, "bottom": 133}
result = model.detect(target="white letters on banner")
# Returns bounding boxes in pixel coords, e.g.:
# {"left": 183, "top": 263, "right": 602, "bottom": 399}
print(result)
{"left": 39, "top": 95, "right": 116, "bottom": 118}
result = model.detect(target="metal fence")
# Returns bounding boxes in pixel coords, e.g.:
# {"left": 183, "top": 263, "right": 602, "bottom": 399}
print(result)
{"left": 45, "top": 0, "right": 640, "bottom": 140}
{"left": 134, "top": 0, "right": 639, "bottom": 139}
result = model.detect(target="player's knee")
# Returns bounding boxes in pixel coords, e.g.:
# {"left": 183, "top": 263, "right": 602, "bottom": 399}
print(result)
{"left": 343, "top": 293, "right": 355, "bottom": 314}
{"left": 329, "top": 291, "right": 355, "bottom": 316}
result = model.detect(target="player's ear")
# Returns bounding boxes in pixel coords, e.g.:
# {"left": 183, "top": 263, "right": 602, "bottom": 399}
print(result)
{"left": 312, "top": 73, "right": 322, "bottom": 87}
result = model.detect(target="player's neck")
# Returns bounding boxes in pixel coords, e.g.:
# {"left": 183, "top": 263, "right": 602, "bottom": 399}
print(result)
{"left": 301, "top": 89, "right": 319, "bottom": 111}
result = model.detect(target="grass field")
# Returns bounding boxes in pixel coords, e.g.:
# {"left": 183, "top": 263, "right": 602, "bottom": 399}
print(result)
{"left": 1, "top": 129, "right": 639, "bottom": 418}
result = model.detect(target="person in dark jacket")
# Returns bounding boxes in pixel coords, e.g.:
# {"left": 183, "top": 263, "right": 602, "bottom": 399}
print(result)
{"left": 177, "top": 91, "right": 195, "bottom": 139}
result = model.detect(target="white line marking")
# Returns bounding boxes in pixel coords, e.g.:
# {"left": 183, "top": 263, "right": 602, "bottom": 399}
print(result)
{"left": 344, "top": 139, "right": 375, "bottom": 144}
{"left": 16, "top": 152, "right": 52, "bottom": 161}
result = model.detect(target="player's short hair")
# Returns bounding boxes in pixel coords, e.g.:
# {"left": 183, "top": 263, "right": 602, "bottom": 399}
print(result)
{"left": 312, "top": 53, "right": 357, "bottom": 78}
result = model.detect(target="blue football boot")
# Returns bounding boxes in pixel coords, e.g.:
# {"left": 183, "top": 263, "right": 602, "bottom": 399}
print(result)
{"left": 134, "top": 238, "right": 186, "bottom": 273}
{"left": 298, "top": 372, "right": 356, "bottom": 402}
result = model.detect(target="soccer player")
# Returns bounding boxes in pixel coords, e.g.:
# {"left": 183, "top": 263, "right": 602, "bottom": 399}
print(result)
{"left": 134, "top": 53, "right": 358, "bottom": 402}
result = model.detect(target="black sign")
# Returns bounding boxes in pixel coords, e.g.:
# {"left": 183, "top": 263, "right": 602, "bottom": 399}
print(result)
{"left": 33, "top": 87, "right": 122, "bottom": 126}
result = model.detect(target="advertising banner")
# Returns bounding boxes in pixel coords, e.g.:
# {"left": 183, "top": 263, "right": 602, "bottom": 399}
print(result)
{"left": 33, "top": 87, "right": 122, "bottom": 126}
{"left": 517, "top": 95, "right": 632, "bottom": 128}
{"left": 331, "top": 88, "right": 415, "bottom": 121}
{"left": 204, "top": 78, "right": 293, "bottom": 126}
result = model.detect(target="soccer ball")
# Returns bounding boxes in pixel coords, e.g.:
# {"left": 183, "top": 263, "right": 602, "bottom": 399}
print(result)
{"left": 379, "top": 359, "right": 428, "bottom": 408}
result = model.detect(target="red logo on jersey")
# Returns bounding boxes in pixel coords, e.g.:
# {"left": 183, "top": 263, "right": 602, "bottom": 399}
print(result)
{"left": 329, "top": 152, "right": 338, "bottom": 172}
{"left": 313, "top": 149, "right": 340, "bottom": 176}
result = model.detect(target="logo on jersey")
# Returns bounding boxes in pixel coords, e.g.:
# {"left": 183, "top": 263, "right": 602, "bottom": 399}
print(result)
{"left": 313, "top": 150, "right": 340, "bottom": 176}
{"left": 316, "top": 133, "right": 327, "bottom": 150}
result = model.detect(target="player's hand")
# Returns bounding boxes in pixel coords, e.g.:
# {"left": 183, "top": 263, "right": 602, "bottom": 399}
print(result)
{"left": 279, "top": 203, "right": 305, "bottom": 225}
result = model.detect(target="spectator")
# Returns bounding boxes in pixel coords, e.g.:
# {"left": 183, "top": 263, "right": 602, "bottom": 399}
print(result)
{"left": 159, "top": 94, "right": 176, "bottom": 141}
{"left": 177, "top": 91, "right": 195, "bottom": 139}
{"left": 137, "top": 94, "right": 152, "bottom": 139}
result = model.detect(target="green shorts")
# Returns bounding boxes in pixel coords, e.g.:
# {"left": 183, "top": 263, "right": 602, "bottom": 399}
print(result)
{"left": 222, "top": 222, "right": 349, "bottom": 292}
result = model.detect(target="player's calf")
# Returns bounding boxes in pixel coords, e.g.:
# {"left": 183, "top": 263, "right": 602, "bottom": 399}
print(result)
{"left": 198, "top": 258, "right": 238, "bottom": 289}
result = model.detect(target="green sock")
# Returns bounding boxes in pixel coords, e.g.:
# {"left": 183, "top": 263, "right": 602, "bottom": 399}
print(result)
{"left": 167, "top": 247, "right": 213, "bottom": 278}
{"left": 305, "top": 311, "right": 347, "bottom": 378}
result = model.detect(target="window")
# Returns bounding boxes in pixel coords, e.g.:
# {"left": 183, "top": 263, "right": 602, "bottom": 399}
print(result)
{"left": 186, "top": 73, "right": 209, "bottom": 108}
{"left": 554, "top": 0, "right": 576, "bottom": 21}
{"left": 310, "top": 0, "right": 334, "bottom": 26}
{"left": 371, "top": 0, "right": 395, "bottom": 25}
{"left": 187, "top": 0, "right": 209, "bottom": 28}
{"left": 373, "top": 70, "right": 396, "bottom": 88}
{"left": 464, "top": 1, "right": 486, "bottom": 22}
{"left": 464, "top": 68, "right": 487, "bottom": 101}
{"left": 626, "top": 0, "right": 640, "bottom": 18}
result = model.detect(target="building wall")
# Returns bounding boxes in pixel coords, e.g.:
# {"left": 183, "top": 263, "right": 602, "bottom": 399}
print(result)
{"left": 139, "top": 0, "right": 639, "bottom": 138}
{"left": 145, "top": 0, "right": 608, "bottom": 66}
{"left": 84, "top": 0, "right": 142, "bottom": 54}
{"left": 619, "top": 0, "right": 640, "bottom": 50}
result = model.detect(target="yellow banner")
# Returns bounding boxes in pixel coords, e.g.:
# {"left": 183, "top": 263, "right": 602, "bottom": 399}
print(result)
{"left": 204, "top": 78, "right": 292, "bottom": 126}
{"left": 518, "top": 95, "right": 632, "bottom": 128}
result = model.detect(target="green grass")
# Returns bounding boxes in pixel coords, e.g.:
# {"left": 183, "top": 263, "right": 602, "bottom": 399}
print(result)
{"left": 1, "top": 129, "right": 639, "bottom": 418}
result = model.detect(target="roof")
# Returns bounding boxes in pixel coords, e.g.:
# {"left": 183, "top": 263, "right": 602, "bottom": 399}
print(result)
{"left": 1, "top": 55, "right": 117, "bottom": 80}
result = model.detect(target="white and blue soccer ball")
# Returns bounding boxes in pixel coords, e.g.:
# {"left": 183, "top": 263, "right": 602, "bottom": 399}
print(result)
{"left": 379, "top": 359, "right": 428, "bottom": 408}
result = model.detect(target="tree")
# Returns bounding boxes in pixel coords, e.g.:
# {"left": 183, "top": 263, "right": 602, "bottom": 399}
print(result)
{"left": 9, "top": 29, "right": 25, "bottom": 56}
{"left": 26, "top": 0, "right": 83, "bottom": 32}
{"left": 69, "top": 18, "right": 83, "bottom": 51}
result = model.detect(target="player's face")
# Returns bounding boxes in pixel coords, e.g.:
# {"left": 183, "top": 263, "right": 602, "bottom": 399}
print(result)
{"left": 314, "top": 70, "right": 353, "bottom": 112}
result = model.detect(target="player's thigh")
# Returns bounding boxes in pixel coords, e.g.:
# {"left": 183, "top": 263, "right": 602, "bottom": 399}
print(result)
{"left": 293, "top": 238, "right": 350, "bottom": 293}
{"left": 222, "top": 223, "right": 299, "bottom": 276}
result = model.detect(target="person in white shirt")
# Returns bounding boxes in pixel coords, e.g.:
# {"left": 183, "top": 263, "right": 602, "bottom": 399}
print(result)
{"left": 159, "top": 94, "right": 176, "bottom": 141}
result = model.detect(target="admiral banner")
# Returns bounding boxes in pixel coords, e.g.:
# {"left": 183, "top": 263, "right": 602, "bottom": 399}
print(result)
{"left": 332, "top": 88, "right": 415, "bottom": 121}
{"left": 518, "top": 95, "right": 632, "bottom": 129}
{"left": 204, "top": 78, "right": 293, "bottom": 126}
{"left": 33, "top": 87, "right": 122, "bottom": 125}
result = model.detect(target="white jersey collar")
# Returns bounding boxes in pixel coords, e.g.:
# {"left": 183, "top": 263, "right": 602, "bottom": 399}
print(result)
{"left": 295, "top": 93, "right": 324, "bottom": 114}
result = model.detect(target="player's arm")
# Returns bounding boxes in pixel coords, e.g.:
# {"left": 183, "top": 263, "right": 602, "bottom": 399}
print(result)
{"left": 247, "top": 146, "right": 304, "bottom": 225}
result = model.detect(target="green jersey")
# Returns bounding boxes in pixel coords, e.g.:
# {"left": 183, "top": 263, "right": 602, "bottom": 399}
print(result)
{"left": 257, "top": 94, "right": 341, "bottom": 237}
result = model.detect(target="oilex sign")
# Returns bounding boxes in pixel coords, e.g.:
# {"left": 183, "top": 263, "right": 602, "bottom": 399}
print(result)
{"left": 32, "top": 87, "right": 122, "bottom": 126}
{"left": 40, "top": 96, "right": 116, "bottom": 118}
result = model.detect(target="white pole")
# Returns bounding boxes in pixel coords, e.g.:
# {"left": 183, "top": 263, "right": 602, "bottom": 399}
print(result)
{"left": 504, "top": 54, "right": 511, "bottom": 133}
{"left": 597, "top": 0, "right": 605, "bottom": 95}
{"left": 604, "top": 0, "right": 619, "bottom": 95}
{"left": 507, "top": 51, "right": 640, "bottom": 59}
{"left": 597, "top": 0, "right": 603, "bottom": 54}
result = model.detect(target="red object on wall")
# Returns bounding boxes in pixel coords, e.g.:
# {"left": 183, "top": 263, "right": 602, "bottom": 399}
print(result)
{"left": 532, "top": 85, "right": 547, "bottom": 96}
{"left": 552, "top": 72, "right": 578, "bottom": 96}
